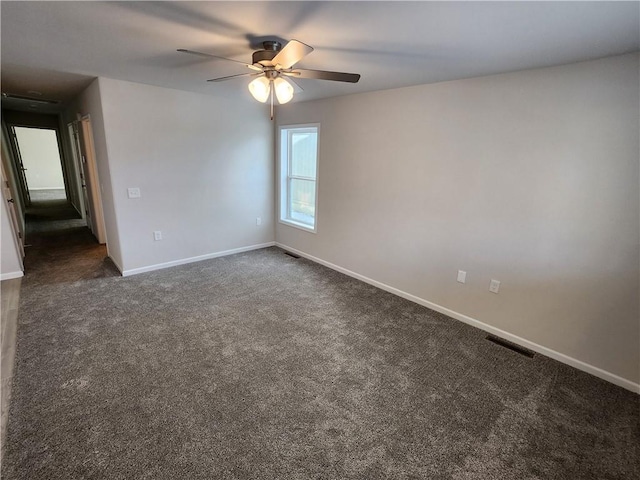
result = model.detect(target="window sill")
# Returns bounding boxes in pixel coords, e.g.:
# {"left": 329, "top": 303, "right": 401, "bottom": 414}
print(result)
{"left": 279, "top": 218, "right": 316, "bottom": 233}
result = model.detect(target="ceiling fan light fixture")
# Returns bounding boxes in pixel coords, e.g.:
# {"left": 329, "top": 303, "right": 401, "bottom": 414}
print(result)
{"left": 181, "top": 39, "right": 360, "bottom": 116}
{"left": 248, "top": 76, "right": 270, "bottom": 103}
{"left": 273, "top": 77, "right": 294, "bottom": 104}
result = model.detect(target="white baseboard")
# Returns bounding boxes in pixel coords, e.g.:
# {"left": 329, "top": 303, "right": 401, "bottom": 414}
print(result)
{"left": 276, "top": 243, "right": 640, "bottom": 394}
{"left": 0, "top": 271, "right": 24, "bottom": 281}
{"left": 122, "top": 242, "right": 276, "bottom": 277}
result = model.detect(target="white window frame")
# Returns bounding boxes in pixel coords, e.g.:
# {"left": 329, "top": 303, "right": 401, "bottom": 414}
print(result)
{"left": 278, "top": 123, "right": 320, "bottom": 233}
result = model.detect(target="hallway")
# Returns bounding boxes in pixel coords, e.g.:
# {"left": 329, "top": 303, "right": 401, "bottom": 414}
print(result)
{"left": 22, "top": 195, "right": 118, "bottom": 286}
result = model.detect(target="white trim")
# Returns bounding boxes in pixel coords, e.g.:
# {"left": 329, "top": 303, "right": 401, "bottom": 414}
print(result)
{"left": 278, "top": 123, "right": 320, "bottom": 234}
{"left": 275, "top": 242, "right": 640, "bottom": 394}
{"left": 1, "top": 271, "right": 23, "bottom": 281}
{"left": 278, "top": 218, "right": 316, "bottom": 234}
{"left": 28, "top": 187, "right": 66, "bottom": 191}
{"left": 122, "top": 242, "right": 276, "bottom": 277}
{"left": 80, "top": 115, "right": 107, "bottom": 245}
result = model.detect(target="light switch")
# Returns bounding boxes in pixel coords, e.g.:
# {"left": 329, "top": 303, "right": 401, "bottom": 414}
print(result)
{"left": 489, "top": 279, "right": 501, "bottom": 294}
{"left": 457, "top": 270, "right": 467, "bottom": 284}
{"left": 127, "top": 187, "right": 141, "bottom": 199}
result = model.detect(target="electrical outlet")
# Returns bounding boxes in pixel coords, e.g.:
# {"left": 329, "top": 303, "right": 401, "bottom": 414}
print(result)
{"left": 256, "top": 217, "right": 262, "bottom": 226}
{"left": 489, "top": 279, "right": 500, "bottom": 294}
{"left": 127, "top": 187, "right": 141, "bottom": 199}
{"left": 457, "top": 270, "right": 467, "bottom": 284}
{"left": 153, "top": 231, "right": 162, "bottom": 241}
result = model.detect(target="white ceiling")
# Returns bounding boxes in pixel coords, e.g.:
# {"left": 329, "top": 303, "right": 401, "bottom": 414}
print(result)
{"left": 1, "top": 1, "right": 639, "bottom": 108}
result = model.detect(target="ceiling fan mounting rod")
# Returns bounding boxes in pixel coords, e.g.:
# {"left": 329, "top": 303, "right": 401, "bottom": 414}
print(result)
{"left": 252, "top": 41, "right": 284, "bottom": 66}
{"left": 253, "top": 50, "right": 280, "bottom": 66}
{"left": 262, "top": 41, "right": 282, "bottom": 51}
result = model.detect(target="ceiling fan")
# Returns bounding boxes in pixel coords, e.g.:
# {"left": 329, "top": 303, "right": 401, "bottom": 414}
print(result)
{"left": 178, "top": 39, "right": 360, "bottom": 119}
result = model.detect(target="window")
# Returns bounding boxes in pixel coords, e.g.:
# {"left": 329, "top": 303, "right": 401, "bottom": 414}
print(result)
{"left": 279, "top": 124, "right": 319, "bottom": 232}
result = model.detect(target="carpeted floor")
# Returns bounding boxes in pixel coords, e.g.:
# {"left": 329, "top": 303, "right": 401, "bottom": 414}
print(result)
{"left": 2, "top": 207, "right": 638, "bottom": 479}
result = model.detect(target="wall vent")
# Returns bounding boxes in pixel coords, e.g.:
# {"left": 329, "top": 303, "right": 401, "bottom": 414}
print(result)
{"left": 486, "top": 335, "right": 534, "bottom": 358}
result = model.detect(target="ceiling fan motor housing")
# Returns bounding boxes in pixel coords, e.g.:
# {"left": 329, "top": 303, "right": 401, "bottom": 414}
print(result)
{"left": 252, "top": 41, "right": 282, "bottom": 66}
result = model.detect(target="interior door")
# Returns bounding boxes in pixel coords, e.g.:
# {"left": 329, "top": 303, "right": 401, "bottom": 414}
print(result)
{"left": 7, "top": 125, "right": 31, "bottom": 206}
{"left": 66, "top": 122, "right": 84, "bottom": 215}
{"left": 77, "top": 116, "right": 106, "bottom": 244}
{"left": 69, "top": 121, "right": 93, "bottom": 233}
{"left": 1, "top": 161, "right": 25, "bottom": 260}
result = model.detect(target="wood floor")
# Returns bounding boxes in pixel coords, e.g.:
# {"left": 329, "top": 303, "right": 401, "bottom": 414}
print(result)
{"left": 1, "top": 277, "right": 21, "bottom": 460}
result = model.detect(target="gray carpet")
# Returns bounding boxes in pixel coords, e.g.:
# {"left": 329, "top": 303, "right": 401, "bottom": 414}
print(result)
{"left": 25, "top": 197, "right": 85, "bottom": 238}
{"left": 2, "top": 218, "right": 638, "bottom": 478}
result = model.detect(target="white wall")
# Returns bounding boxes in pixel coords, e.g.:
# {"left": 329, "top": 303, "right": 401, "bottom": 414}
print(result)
{"left": 276, "top": 53, "right": 640, "bottom": 387}
{"left": 14, "top": 127, "right": 65, "bottom": 190}
{"left": 92, "top": 77, "right": 274, "bottom": 273}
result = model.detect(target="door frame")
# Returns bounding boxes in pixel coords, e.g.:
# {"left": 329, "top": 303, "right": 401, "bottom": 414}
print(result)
{"left": 5, "top": 124, "right": 32, "bottom": 207}
{"left": 67, "top": 121, "right": 89, "bottom": 225}
{"left": 78, "top": 114, "right": 107, "bottom": 244}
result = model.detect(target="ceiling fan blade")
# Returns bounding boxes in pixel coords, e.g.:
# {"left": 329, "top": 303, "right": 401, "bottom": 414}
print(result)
{"left": 271, "top": 40, "right": 313, "bottom": 69}
{"left": 177, "top": 49, "right": 262, "bottom": 71}
{"left": 207, "top": 72, "right": 261, "bottom": 83}
{"left": 287, "top": 69, "right": 361, "bottom": 83}
{"left": 286, "top": 76, "right": 304, "bottom": 93}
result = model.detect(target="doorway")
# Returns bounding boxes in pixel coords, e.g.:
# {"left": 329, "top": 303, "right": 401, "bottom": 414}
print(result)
{"left": 6, "top": 124, "right": 70, "bottom": 208}
{"left": 2, "top": 111, "right": 115, "bottom": 281}
{"left": 12, "top": 126, "right": 67, "bottom": 203}
{"left": 4, "top": 121, "right": 87, "bottom": 243}
{"left": 66, "top": 116, "right": 107, "bottom": 244}
{"left": 4, "top": 113, "right": 107, "bottom": 245}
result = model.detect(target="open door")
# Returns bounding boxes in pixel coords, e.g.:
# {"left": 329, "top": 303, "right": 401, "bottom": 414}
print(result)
{"left": 77, "top": 115, "right": 106, "bottom": 244}
{"left": 66, "top": 122, "right": 85, "bottom": 217}
{"left": 68, "top": 121, "right": 92, "bottom": 233}
{"left": 6, "top": 125, "right": 31, "bottom": 207}
{"left": 1, "top": 160, "right": 25, "bottom": 261}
